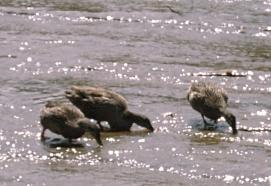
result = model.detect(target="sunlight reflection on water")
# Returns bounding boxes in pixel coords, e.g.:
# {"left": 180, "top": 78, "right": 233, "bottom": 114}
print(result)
{"left": 0, "top": 0, "right": 271, "bottom": 185}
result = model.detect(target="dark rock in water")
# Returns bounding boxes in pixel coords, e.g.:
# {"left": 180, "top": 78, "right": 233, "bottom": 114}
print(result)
{"left": 238, "top": 125, "right": 271, "bottom": 132}
{"left": 193, "top": 69, "right": 248, "bottom": 77}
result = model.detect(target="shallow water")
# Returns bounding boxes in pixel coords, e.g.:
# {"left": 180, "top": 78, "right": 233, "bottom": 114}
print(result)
{"left": 0, "top": 0, "right": 271, "bottom": 185}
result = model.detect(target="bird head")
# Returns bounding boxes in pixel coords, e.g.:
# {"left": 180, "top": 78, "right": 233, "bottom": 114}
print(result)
{"left": 224, "top": 112, "right": 237, "bottom": 135}
{"left": 77, "top": 118, "right": 103, "bottom": 145}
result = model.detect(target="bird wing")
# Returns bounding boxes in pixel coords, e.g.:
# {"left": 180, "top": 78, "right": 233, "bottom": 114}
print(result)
{"left": 40, "top": 107, "right": 70, "bottom": 135}
{"left": 201, "top": 86, "right": 227, "bottom": 109}
{"left": 67, "top": 86, "right": 128, "bottom": 111}
{"left": 40, "top": 103, "right": 83, "bottom": 129}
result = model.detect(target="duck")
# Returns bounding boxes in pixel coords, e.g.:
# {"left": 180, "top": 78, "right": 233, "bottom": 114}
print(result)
{"left": 40, "top": 101, "right": 103, "bottom": 145}
{"left": 65, "top": 86, "right": 154, "bottom": 132}
{"left": 187, "top": 81, "right": 237, "bottom": 134}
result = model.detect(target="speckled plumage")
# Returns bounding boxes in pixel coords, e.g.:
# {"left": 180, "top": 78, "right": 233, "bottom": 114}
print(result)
{"left": 40, "top": 101, "right": 102, "bottom": 145}
{"left": 65, "top": 86, "right": 154, "bottom": 132}
{"left": 187, "top": 82, "right": 237, "bottom": 134}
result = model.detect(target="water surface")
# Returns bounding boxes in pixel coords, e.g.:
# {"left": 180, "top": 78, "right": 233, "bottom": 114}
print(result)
{"left": 0, "top": 0, "right": 271, "bottom": 185}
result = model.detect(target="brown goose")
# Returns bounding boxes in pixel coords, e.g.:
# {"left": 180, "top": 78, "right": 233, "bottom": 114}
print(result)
{"left": 65, "top": 86, "right": 154, "bottom": 132}
{"left": 40, "top": 101, "right": 103, "bottom": 145}
{"left": 187, "top": 81, "right": 237, "bottom": 134}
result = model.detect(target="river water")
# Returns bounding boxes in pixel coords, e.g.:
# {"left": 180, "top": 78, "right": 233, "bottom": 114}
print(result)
{"left": 0, "top": 0, "right": 271, "bottom": 185}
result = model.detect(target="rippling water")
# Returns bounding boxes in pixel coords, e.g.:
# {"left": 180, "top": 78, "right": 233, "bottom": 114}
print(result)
{"left": 0, "top": 0, "right": 271, "bottom": 185}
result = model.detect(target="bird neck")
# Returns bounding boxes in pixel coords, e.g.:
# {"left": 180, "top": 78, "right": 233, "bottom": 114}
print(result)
{"left": 222, "top": 110, "right": 237, "bottom": 134}
{"left": 123, "top": 110, "right": 144, "bottom": 123}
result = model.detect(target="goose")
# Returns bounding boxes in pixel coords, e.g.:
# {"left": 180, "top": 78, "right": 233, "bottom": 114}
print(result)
{"left": 65, "top": 86, "right": 154, "bottom": 132}
{"left": 40, "top": 101, "right": 102, "bottom": 145}
{"left": 187, "top": 81, "right": 237, "bottom": 134}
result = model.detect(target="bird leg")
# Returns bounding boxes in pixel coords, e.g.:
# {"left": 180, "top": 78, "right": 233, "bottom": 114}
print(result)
{"left": 212, "top": 119, "right": 218, "bottom": 130}
{"left": 201, "top": 114, "right": 208, "bottom": 129}
{"left": 97, "top": 121, "right": 104, "bottom": 131}
{"left": 40, "top": 128, "right": 46, "bottom": 141}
